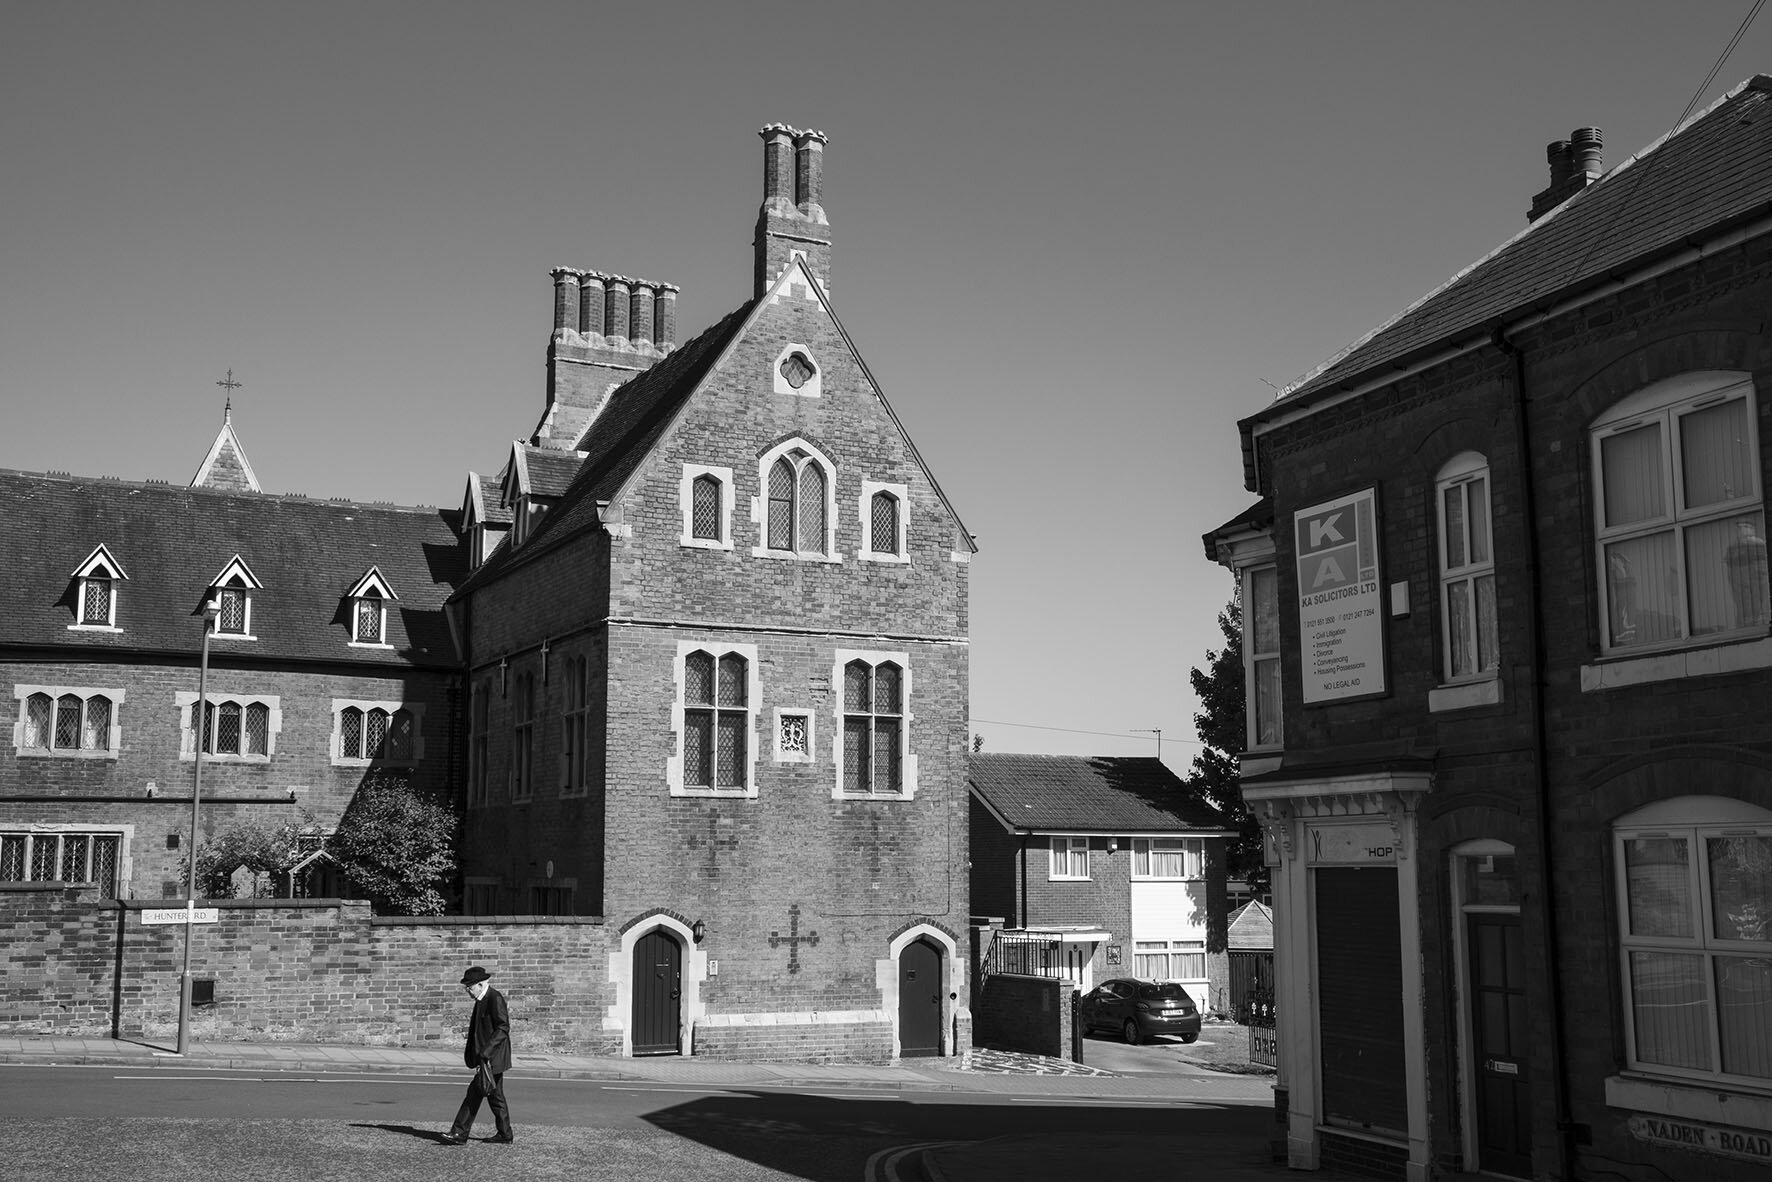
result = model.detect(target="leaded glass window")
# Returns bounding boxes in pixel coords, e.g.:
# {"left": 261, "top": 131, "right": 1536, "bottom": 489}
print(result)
{"left": 843, "top": 659, "right": 903, "bottom": 795}
{"left": 81, "top": 575, "right": 112, "bottom": 625}
{"left": 356, "top": 594, "right": 382, "bottom": 643}
{"left": 682, "top": 649, "right": 748, "bottom": 791}
{"left": 765, "top": 448, "right": 829, "bottom": 556}
{"left": 19, "top": 692, "right": 114, "bottom": 754}
{"left": 24, "top": 694, "right": 50, "bottom": 749}
{"left": 217, "top": 586, "right": 248, "bottom": 634}
{"left": 692, "top": 474, "right": 722, "bottom": 541}
{"left": 871, "top": 491, "right": 900, "bottom": 555}
{"left": 0, "top": 831, "right": 122, "bottom": 896}
{"left": 341, "top": 707, "right": 364, "bottom": 758}
{"left": 780, "top": 351, "right": 815, "bottom": 390}
{"left": 55, "top": 695, "right": 81, "bottom": 750}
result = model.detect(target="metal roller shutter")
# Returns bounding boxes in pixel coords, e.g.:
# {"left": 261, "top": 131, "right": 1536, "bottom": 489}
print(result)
{"left": 1315, "top": 866, "right": 1408, "bottom": 1135}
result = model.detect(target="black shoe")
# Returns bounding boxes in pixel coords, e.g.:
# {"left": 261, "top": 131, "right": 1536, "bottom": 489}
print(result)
{"left": 487, "top": 1133, "right": 515, "bottom": 1144}
{"left": 440, "top": 1132, "right": 470, "bottom": 1145}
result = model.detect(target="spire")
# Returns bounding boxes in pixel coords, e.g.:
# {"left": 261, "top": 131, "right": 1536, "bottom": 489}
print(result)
{"left": 191, "top": 370, "right": 262, "bottom": 492}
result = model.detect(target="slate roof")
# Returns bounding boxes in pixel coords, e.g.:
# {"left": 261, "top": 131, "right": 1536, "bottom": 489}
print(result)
{"left": 1267, "top": 75, "right": 1772, "bottom": 418}
{"left": 517, "top": 445, "right": 584, "bottom": 499}
{"left": 0, "top": 471, "right": 465, "bottom": 668}
{"left": 454, "top": 300, "right": 755, "bottom": 595}
{"left": 968, "top": 753, "right": 1231, "bottom": 834}
{"left": 1228, "top": 900, "right": 1274, "bottom": 951}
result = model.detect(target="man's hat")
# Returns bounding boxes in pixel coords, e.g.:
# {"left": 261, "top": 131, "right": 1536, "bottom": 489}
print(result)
{"left": 460, "top": 966, "right": 491, "bottom": 985}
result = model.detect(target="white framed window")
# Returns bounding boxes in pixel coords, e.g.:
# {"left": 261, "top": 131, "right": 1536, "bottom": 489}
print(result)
{"left": 1613, "top": 796, "right": 1772, "bottom": 1086}
{"left": 468, "top": 680, "right": 491, "bottom": 808}
{"left": 331, "top": 700, "right": 423, "bottom": 765}
{"left": 775, "top": 708, "right": 814, "bottom": 763}
{"left": 345, "top": 568, "right": 398, "bottom": 647}
{"left": 176, "top": 692, "right": 279, "bottom": 762}
{"left": 772, "top": 343, "right": 822, "bottom": 398}
{"left": 1243, "top": 565, "right": 1282, "bottom": 749}
{"left": 668, "top": 640, "right": 758, "bottom": 797}
{"left": 1133, "top": 837, "right": 1205, "bottom": 879}
{"left": 1134, "top": 939, "right": 1207, "bottom": 982}
{"left": 69, "top": 544, "right": 128, "bottom": 631}
{"left": 561, "top": 655, "right": 592, "bottom": 795}
{"left": 14, "top": 686, "right": 124, "bottom": 758}
{"left": 753, "top": 439, "right": 839, "bottom": 561}
{"left": 680, "top": 464, "right": 735, "bottom": 550}
{"left": 1592, "top": 372, "right": 1769, "bottom": 654}
{"left": 859, "top": 480, "right": 910, "bottom": 563}
{"left": 0, "top": 826, "right": 127, "bottom": 897}
{"left": 1050, "top": 835, "right": 1091, "bottom": 880}
{"left": 834, "top": 649, "right": 915, "bottom": 799}
{"left": 207, "top": 555, "right": 264, "bottom": 640}
{"left": 511, "top": 672, "right": 535, "bottom": 800}
{"left": 1438, "top": 453, "right": 1499, "bottom": 681}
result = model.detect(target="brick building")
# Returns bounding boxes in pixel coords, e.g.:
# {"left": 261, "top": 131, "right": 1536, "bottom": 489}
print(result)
{"left": 1205, "top": 80, "right": 1772, "bottom": 1180}
{"left": 0, "top": 410, "right": 464, "bottom": 901}
{"left": 968, "top": 753, "right": 1230, "bottom": 1011}
{"left": 447, "top": 125, "right": 976, "bottom": 1062}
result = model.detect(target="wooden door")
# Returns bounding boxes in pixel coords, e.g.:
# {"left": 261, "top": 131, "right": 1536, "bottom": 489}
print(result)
{"left": 1469, "top": 914, "right": 1532, "bottom": 1177}
{"left": 898, "top": 939, "right": 942, "bottom": 1057}
{"left": 632, "top": 929, "right": 681, "bottom": 1055}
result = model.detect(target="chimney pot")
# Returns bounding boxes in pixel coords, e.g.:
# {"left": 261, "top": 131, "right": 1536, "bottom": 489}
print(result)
{"left": 653, "top": 285, "right": 679, "bottom": 349}
{"left": 760, "top": 123, "right": 797, "bottom": 213}
{"left": 603, "top": 275, "right": 630, "bottom": 344}
{"left": 794, "top": 129, "right": 828, "bottom": 219}
{"left": 1546, "top": 140, "right": 1574, "bottom": 186}
{"left": 579, "top": 270, "right": 605, "bottom": 340}
{"left": 629, "top": 280, "right": 655, "bottom": 348}
{"left": 551, "top": 268, "right": 582, "bottom": 333}
{"left": 1571, "top": 127, "right": 1603, "bottom": 178}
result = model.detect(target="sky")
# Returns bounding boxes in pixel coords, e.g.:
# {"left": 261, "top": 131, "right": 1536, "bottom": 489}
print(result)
{"left": 5, "top": 1, "right": 1771, "bottom": 777}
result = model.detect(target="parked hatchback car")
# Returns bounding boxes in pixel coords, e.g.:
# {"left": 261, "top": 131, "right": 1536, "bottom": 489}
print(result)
{"left": 1079, "top": 978, "right": 1202, "bottom": 1044}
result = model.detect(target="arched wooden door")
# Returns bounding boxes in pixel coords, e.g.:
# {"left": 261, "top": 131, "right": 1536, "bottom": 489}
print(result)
{"left": 898, "top": 938, "right": 943, "bottom": 1057}
{"left": 632, "top": 929, "right": 682, "bottom": 1055}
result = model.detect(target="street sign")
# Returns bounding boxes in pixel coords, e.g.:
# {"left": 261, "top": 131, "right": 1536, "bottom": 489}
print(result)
{"left": 140, "top": 907, "right": 220, "bottom": 925}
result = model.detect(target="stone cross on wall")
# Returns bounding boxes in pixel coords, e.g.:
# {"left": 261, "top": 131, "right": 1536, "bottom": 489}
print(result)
{"left": 768, "top": 903, "right": 820, "bottom": 974}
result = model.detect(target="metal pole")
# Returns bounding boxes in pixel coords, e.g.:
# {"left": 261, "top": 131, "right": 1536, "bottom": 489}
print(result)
{"left": 176, "top": 606, "right": 216, "bottom": 1056}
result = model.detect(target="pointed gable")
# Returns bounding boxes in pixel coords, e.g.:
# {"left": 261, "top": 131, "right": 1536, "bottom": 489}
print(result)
{"left": 71, "top": 543, "right": 130, "bottom": 582}
{"left": 191, "top": 408, "right": 262, "bottom": 493}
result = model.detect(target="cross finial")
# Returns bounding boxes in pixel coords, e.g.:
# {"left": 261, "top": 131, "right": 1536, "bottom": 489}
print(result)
{"left": 216, "top": 369, "right": 243, "bottom": 422}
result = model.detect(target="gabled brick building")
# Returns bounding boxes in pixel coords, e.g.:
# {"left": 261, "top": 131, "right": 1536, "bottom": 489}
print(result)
{"left": 448, "top": 125, "right": 976, "bottom": 1062}
{"left": 1206, "top": 79, "right": 1772, "bottom": 1180}
{"left": 0, "top": 411, "right": 464, "bottom": 900}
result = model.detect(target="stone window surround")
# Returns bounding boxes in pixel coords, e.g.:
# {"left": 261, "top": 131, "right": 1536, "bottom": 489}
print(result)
{"left": 858, "top": 480, "right": 910, "bottom": 564}
{"left": 771, "top": 342, "right": 822, "bottom": 399}
{"left": 328, "top": 698, "right": 425, "bottom": 766}
{"left": 667, "top": 639, "right": 760, "bottom": 799}
{"left": 774, "top": 707, "right": 814, "bottom": 764}
{"left": 679, "top": 463, "right": 735, "bottom": 551}
{"left": 12, "top": 685, "right": 126, "bottom": 759}
{"left": 173, "top": 690, "right": 281, "bottom": 763}
{"left": 752, "top": 438, "right": 841, "bottom": 563}
{"left": 831, "top": 648, "right": 915, "bottom": 800}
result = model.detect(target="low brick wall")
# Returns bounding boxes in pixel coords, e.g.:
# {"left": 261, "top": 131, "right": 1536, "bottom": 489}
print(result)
{"left": 971, "top": 972, "right": 1074, "bottom": 1060}
{"left": 0, "top": 884, "right": 614, "bottom": 1054}
{"left": 692, "top": 1015, "right": 895, "bottom": 1063}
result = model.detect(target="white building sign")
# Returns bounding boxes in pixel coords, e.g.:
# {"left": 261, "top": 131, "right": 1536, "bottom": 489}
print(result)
{"left": 1295, "top": 487, "right": 1386, "bottom": 703}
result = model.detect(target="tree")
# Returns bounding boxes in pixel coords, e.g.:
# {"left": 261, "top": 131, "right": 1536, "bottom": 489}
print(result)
{"left": 191, "top": 814, "right": 320, "bottom": 898}
{"left": 1188, "top": 597, "right": 1269, "bottom": 892}
{"left": 328, "top": 769, "right": 459, "bottom": 916}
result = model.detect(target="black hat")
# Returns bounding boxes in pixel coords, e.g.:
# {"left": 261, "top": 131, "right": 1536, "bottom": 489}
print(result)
{"left": 460, "top": 966, "right": 491, "bottom": 985}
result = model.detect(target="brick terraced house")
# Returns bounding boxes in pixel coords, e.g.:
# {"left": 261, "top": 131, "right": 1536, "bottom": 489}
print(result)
{"left": 1205, "top": 81, "right": 1772, "bottom": 1180}
{"left": 0, "top": 410, "right": 465, "bottom": 902}
{"left": 446, "top": 125, "right": 976, "bottom": 1062}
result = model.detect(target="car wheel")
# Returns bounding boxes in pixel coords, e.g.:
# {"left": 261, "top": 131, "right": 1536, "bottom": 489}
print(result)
{"left": 1123, "top": 1019, "right": 1141, "bottom": 1046}
{"left": 1181, "top": 1033, "right": 1198, "bottom": 1044}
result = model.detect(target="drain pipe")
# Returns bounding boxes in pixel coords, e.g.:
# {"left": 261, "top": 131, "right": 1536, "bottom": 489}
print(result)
{"left": 1491, "top": 327, "right": 1577, "bottom": 1180}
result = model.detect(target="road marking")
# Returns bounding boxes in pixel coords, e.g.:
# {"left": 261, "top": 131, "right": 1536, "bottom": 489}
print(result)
{"left": 865, "top": 1141, "right": 969, "bottom": 1182}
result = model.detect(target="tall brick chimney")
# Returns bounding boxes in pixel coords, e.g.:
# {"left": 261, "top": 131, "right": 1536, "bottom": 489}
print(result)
{"left": 1529, "top": 127, "right": 1603, "bottom": 222}
{"left": 755, "top": 123, "right": 832, "bottom": 298}
{"left": 539, "top": 268, "right": 680, "bottom": 449}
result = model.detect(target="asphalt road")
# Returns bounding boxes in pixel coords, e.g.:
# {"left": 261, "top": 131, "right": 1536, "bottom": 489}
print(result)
{"left": 0, "top": 1064, "right": 1271, "bottom": 1182}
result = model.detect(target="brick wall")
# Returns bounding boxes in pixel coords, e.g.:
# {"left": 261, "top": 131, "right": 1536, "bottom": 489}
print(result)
{"left": 3, "top": 657, "right": 458, "bottom": 899}
{"left": 972, "top": 973, "right": 1074, "bottom": 1060}
{"left": 0, "top": 885, "right": 614, "bottom": 1053}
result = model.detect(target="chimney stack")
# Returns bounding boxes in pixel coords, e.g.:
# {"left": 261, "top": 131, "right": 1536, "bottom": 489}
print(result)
{"left": 552, "top": 268, "right": 582, "bottom": 333}
{"left": 653, "top": 285, "right": 679, "bottom": 349}
{"left": 755, "top": 123, "right": 833, "bottom": 298}
{"left": 1529, "top": 127, "right": 1603, "bottom": 223}
{"left": 540, "top": 268, "right": 679, "bottom": 449}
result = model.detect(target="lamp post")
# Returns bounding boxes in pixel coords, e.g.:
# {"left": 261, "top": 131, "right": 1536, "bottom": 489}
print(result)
{"left": 176, "top": 600, "right": 220, "bottom": 1057}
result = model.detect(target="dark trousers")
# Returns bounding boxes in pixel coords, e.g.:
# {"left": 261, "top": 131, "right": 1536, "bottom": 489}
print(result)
{"left": 450, "top": 1070, "right": 512, "bottom": 1138}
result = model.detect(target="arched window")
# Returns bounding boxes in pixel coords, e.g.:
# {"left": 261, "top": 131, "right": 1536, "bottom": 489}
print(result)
{"left": 683, "top": 650, "right": 749, "bottom": 791}
{"left": 871, "top": 491, "right": 900, "bottom": 556}
{"left": 1437, "top": 452, "right": 1498, "bottom": 680}
{"left": 81, "top": 570, "right": 113, "bottom": 626}
{"left": 355, "top": 590, "right": 383, "bottom": 644}
{"left": 843, "top": 659, "right": 903, "bottom": 795}
{"left": 16, "top": 689, "right": 120, "bottom": 756}
{"left": 764, "top": 447, "right": 831, "bottom": 556}
{"left": 692, "top": 474, "right": 722, "bottom": 541}
{"left": 198, "top": 698, "right": 271, "bottom": 756}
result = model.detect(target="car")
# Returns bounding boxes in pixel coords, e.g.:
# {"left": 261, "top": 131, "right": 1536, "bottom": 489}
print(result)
{"left": 1078, "top": 977, "right": 1202, "bottom": 1045}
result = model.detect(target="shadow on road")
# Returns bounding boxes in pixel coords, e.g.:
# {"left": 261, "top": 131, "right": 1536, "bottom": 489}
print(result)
{"left": 641, "top": 1088, "right": 1268, "bottom": 1182}
{"left": 348, "top": 1121, "right": 460, "bottom": 1144}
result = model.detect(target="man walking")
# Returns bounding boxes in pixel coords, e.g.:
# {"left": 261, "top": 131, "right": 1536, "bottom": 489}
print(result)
{"left": 444, "top": 965, "right": 514, "bottom": 1145}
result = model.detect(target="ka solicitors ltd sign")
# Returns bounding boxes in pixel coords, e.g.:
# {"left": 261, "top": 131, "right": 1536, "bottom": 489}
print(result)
{"left": 1295, "top": 488, "right": 1386, "bottom": 704}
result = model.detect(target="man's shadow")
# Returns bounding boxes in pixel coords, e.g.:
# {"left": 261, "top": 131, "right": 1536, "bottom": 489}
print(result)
{"left": 349, "top": 1122, "right": 462, "bottom": 1144}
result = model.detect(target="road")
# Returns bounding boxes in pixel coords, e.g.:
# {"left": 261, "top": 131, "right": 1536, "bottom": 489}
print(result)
{"left": 0, "top": 1063, "right": 1272, "bottom": 1182}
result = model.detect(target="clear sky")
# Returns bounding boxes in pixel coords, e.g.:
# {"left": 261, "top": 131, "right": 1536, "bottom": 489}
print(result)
{"left": 5, "top": 2, "right": 1769, "bottom": 776}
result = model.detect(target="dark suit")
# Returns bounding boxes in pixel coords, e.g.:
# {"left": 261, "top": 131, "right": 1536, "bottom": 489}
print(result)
{"left": 449, "top": 985, "right": 514, "bottom": 1139}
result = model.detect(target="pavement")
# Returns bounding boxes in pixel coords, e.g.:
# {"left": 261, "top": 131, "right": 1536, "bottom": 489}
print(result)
{"left": 0, "top": 1034, "right": 1306, "bottom": 1180}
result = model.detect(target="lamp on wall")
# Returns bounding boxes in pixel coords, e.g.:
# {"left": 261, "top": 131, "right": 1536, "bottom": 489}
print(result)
{"left": 1107, "top": 838, "right": 1119, "bottom": 854}
{"left": 691, "top": 919, "right": 706, "bottom": 943}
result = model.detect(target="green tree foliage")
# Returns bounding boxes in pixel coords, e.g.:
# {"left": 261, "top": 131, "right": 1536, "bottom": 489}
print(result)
{"left": 327, "top": 769, "right": 459, "bottom": 916}
{"left": 1189, "top": 598, "right": 1269, "bottom": 891}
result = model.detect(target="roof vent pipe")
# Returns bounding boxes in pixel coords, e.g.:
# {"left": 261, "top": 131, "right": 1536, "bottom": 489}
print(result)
{"left": 1571, "top": 127, "right": 1603, "bottom": 179}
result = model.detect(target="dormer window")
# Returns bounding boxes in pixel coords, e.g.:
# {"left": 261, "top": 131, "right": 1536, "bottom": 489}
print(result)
{"left": 69, "top": 545, "right": 129, "bottom": 631}
{"left": 206, "top": 556, "right": 263, "bottom": 640}
{"left": 344, "top": 568, "right": 398, "bottom": 648}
